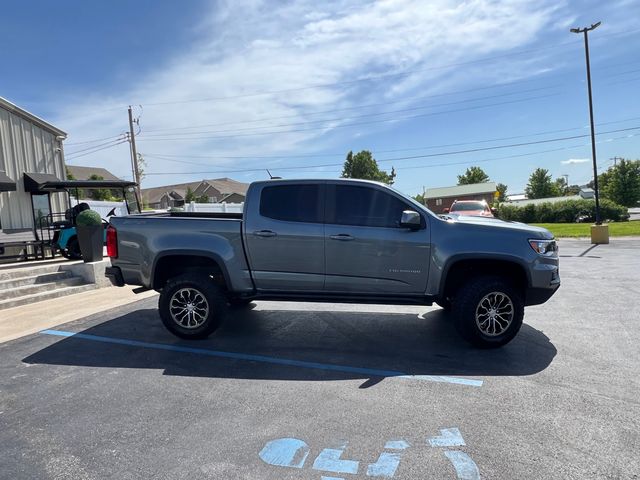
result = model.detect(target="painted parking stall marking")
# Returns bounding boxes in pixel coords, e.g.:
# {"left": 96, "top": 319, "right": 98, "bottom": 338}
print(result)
{"left": 259, "top": 428, "right": 480, "bottom": 479}
{"left": 39, "top": 330, "right": 483, "bottom": 387}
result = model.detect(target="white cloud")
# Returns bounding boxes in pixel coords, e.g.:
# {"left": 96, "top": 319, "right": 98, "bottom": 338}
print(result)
{"left": 54, "top": 0, "right": 569, "bottom": 187}
{"left": 561, "top": 158, "right": 590, "bottom": 164}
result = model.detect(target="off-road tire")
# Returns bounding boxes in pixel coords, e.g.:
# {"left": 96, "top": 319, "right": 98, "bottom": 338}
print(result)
{"left": 159, "top": 273, "right": 227, "bottom": 339}
{"left": 452, "top": 275, "right": 524, "bottom": 348}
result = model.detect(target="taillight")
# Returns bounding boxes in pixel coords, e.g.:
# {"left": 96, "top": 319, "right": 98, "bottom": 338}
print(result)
{"left": 106, "top": 225, "right": 118, "bottom": 258}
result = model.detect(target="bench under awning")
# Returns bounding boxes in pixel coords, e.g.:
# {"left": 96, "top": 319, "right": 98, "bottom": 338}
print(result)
{"left": 23, "top": 172, "right": 137, "bottom": 193}
{"left": 0, "top": 172, "right": 16, "bottom": 192}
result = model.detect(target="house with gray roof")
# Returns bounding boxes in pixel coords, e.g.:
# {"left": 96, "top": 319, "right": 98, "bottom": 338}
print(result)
{"left": 66, "top": 165, "right": 122, "bottom": 182}
{"left": 142, "top": 178, "right": 249, "bottom": 209}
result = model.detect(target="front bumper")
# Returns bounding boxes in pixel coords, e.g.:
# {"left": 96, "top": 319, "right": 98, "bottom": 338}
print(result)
{"left": 105, "top": 266, "right": 125, "bottom": 287}
{"left": 525, "top": 265, "right": 560, "bottom": 306}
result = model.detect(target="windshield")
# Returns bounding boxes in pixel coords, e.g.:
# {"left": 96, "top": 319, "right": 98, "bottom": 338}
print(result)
{"left": 388, "top": 185, "right": 436, "bottom": 217}
{"left": 451, "top": 201, "right": 487, "bottom": 212}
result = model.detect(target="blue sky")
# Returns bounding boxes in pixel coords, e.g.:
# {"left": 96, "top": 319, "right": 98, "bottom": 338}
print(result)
{"left": 2, "top": 0, "right": 640, "bottom": 197}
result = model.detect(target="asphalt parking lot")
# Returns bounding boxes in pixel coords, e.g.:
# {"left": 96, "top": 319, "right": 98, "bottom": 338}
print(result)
{"left": 1, "top": 238, "right": 639, "bottom": 479}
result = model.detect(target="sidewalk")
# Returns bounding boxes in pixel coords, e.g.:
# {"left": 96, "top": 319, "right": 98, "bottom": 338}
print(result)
{"left": 0, "top": 286, "right": 157, "bottom": 343}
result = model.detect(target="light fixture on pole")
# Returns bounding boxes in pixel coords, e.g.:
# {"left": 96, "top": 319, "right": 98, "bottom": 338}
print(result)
{"left": 570, "top": 21, "right": 602, "bottom": 225}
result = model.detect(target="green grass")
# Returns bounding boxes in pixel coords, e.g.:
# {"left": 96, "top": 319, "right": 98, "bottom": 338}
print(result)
{"left": 532, "top": 221, "right": 640, "bottom": 237}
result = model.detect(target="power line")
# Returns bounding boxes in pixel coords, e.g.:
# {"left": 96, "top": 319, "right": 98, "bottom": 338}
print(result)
{"left": 397, "top": 132, "right": 638, "bottom": 172}
{"left": 65, "top": 134, "right": 126, "bottom": 146}
{"left": 136, "top": 74, "right": 638, "bottom": 143}
{"left": 604, "top": 75, "right": 640, "bottom": 87}
{"left": 141, "top": 125, "right": 640, "bottom": 175}
{"left": 141, "top": 87, "right": 563, "bottom": 138}
{"left": 141, "top": 115, "right": 640, "bottom": 161}
{"left": 142, "top": 130, "right": 638, "bottom": 180}
{"left": 139, "top": 73, "right": 636, "bottom": 140}
{"left": 142, "top": 83, "right": 563, "bottom": 134}
{"left": 66, "top": 137, "right": 128, "bottom": 156}
{"left": 66, "top": 140, "right": 128, "bottom": 160}
{"left": 137, "top": 93, "right": 561, "bottom": 142}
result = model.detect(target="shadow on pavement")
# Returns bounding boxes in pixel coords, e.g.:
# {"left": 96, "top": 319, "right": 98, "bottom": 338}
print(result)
{"left": 23, "top": 304, "right": 557, "bottom": 383}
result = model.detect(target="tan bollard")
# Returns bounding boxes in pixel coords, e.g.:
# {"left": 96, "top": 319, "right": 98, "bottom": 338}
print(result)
{"left": 590, "top": 224, "right": 609, "bottom": 244}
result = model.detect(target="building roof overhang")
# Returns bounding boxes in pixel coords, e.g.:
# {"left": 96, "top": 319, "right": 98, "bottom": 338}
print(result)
{"left": 24, "top": 172, "right": 136, "bottom": 193}
{"left": 0, "top": 172, "right": 17, "bottom": 192}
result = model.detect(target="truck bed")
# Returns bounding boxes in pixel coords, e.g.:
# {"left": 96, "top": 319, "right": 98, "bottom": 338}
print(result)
{"left": 135, "top": 211, "right": 243, "bottom": 220}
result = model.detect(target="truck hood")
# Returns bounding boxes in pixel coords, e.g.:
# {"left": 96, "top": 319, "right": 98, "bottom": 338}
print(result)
{"left": 441, "top": 214, "right": 554, "bottom": 239}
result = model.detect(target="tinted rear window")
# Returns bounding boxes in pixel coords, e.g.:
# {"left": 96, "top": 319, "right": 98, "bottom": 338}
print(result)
{"left": 451, "top": 202, "right": 486, "bottom": 212}
{"left": 260, "top": 184, "right": 323, "bottom": 223}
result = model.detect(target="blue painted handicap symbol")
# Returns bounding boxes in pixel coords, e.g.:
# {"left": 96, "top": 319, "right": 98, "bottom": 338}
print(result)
{"left": 259, "top": 427, "right": 480, "bottom": 479}
{"left": 259, "top": 438, "right": 309, "bottom": 469}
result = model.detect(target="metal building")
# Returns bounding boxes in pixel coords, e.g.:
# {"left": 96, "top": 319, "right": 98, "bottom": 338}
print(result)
{"left": 0, "top": 97, "right": 67, "bottom": 257}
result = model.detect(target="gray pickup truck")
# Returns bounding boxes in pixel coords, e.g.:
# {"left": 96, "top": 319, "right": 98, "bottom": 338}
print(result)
{"left": 106, "top": 179, "right": 560, "bottom": 348}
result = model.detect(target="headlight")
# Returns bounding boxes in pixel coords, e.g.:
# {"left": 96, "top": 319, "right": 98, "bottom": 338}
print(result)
{"left": 528, "top": 239, "right": 558, "bottom": 256}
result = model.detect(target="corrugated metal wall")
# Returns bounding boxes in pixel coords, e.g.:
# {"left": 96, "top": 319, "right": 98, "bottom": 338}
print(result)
{"left": 0, "top": 108, "right": 67, "bottom": 230}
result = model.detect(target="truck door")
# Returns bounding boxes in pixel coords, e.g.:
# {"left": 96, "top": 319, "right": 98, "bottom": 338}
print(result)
{"left": 324, "top": 183, "right": 430, "bottom": 294}
{"left": 244, "top": 182, "right": 325, "bottom": 291}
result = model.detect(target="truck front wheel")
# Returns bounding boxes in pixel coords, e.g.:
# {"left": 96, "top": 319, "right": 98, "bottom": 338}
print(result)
{"left": 159, "top": 273, "right": 227, "bottom": 339}
{"left": 452, "top": 276, "right": 524, "bottom": 348}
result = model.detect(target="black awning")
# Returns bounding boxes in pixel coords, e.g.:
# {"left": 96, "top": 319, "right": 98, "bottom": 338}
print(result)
{"left": 0, "top": 172, "right": 16, "bottom": 192}
{"left": 24, "top": 172, "right": 137, "bottom": 193}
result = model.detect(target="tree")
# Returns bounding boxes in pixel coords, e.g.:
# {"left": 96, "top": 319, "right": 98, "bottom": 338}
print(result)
{"left": 413, "top": 193, "right": 426, "bottom": 205}
{"left": 341, "top": 150, "right": 396, "bottom": 184}
{"left": 554, "top": 177, "right": 567, "bottom": 195}
{"left": 495, "top": 183, "right": 508, "bottom": 203}
{"left": 566, "top": 184, "right": 581, "bottom": 196}
{"left": 457, "top": 166, "right": 489, "bottom": 185}
{"left": 525, "top": 168, "right": 562, "bottom": 199}
{"left": 185, "top": 187, "right": 196, "bottom": 203}
{"left": 196, "top": 194, "right": 209, "bottom": 203}
{"left": 602, "top": 159, "right": 640, "bottom": 207}
{"left": 66, "top": 167, "right": 85, "bottom": 199}
{"left": 137, "top": 153, "right": 147, "bottom": 183}
{"left": 88, "top": 174, "right": 112, "bottom": 201}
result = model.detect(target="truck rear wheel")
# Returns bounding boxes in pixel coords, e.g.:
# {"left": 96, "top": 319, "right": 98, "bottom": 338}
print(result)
{"left": 452, "top": 276, "right": 524, "bottom": 348}
{"left": 159, "top": 273, "right": 227, "bottom": 339}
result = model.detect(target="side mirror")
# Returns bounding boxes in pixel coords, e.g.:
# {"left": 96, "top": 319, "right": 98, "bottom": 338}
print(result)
{"left": 400, "top": 210, "right": 421, "bottom": 230}
{"left": 443, "top": 207, "right": 450, "bottom": 213}
{"left": 490, "top": 207, "right": 497, "bottom": 215}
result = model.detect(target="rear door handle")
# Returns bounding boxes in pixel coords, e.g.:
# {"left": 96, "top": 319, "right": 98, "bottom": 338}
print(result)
{"left": 330, "top": 234, "right": 354, "bottom": 241}
{"left": 253, "top": 230, "right": 277, "bottom": 238}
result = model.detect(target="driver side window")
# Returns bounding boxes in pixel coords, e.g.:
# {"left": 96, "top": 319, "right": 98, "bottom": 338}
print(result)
{"left": 331, "top": 185, "right": 411, "bottom": 228}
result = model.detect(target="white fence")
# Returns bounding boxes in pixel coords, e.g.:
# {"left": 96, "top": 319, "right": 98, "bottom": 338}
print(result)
{"left": 71, "top": 198, "right": 128, "bottom": 218}
{"left": 184, "top": 202, "right": 244, "bottom": 213}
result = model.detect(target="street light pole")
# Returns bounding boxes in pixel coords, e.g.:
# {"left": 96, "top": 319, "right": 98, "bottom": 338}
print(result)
{"left": 571, "top": 21, "right": 602, "bottom": 225}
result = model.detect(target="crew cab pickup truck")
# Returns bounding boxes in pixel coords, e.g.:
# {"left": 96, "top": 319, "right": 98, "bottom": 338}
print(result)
{"left": 106, "top": 179, "right": 560, "bottom": 348}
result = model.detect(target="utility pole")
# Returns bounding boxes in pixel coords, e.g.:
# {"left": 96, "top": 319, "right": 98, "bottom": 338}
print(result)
{"left": 571, "top": 21, "right": 602, "bottom": 225}
{"left": 610, "top": 156, "right": 623, "bottom": 166}
{"left": 128, "top": 106, "right": 142, "bottom": 206}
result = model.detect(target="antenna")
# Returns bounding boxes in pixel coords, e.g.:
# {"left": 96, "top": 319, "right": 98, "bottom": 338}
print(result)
{"left": 266, "top": 169, "right": 282, "bottom": 180}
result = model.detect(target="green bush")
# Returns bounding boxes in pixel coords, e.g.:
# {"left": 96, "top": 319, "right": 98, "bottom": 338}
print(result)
{"left": 495, "top": 199, "right": 629, "bottom": 223}
{"left": 76, "top": 209, "right": 103, "bottom": 227}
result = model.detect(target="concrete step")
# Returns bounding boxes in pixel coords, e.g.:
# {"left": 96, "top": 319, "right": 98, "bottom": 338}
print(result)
{"left": 0, "top": 277, "right": 87, "bottom": 301}
{"left": 0, "top": 263, "right": 74, "bottom": 282}
{"left": 0, "top": 271, "right": 74, "bottom": 291}
{"left": 0, "top": 283, "right": 98, "bottom": 310}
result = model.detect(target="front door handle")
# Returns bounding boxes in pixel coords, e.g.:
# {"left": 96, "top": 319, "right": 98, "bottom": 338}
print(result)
{"left": 329, "top": 234, "right": 354, "bottom": 241}
{"left": 253, "top": 230, "right": 277, "bottom": 238}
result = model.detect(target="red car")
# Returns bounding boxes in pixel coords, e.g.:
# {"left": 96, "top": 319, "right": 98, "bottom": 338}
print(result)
{"left": 445, "top": 200, "right": 495, "bottom": 217}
